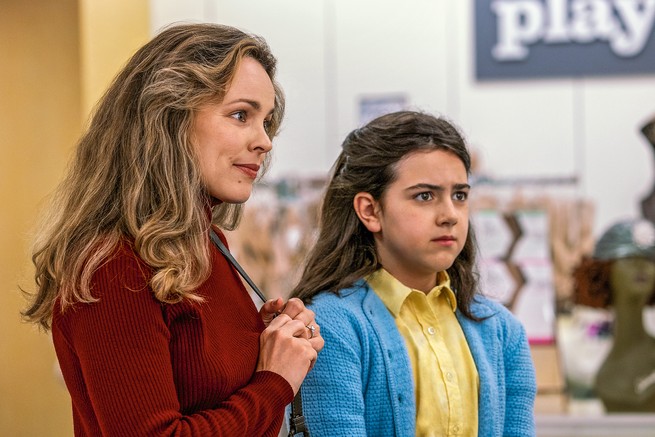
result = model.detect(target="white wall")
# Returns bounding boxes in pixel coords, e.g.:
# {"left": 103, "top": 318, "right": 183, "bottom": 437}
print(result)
{"left": 150, "top": 0, "right": 655, "bottom": 237}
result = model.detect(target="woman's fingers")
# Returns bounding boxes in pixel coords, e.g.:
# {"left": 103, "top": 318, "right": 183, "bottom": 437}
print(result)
{"left": 257, "top": 314, "right": 319, "bottom": 394}
{"left": 259, "top": 297, "right": 284, "bottom": 326}
{"left": 269, "top": 299, "right": 324, "bottom": 350}
{"left": 280, "top": 298, "right": 311, "bottom": 320}
{"left": 279, "top": 298, "right": 320, "bottom": 337}
{"left": 308, "top": 325, "right": 325, "bottom": 353}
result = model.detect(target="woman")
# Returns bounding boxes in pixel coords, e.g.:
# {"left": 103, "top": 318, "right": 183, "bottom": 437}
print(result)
{"left": 22, "top": 23, "right": 322, "bottom": 436}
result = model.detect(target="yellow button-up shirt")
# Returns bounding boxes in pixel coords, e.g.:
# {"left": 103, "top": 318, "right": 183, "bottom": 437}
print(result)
{"left": 368, "top": 269, "right": 479, "bottom": 437}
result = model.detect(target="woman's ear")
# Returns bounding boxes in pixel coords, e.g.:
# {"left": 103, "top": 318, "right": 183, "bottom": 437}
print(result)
{"left": 353, "top": 192, "right": 381, "bottom": 233}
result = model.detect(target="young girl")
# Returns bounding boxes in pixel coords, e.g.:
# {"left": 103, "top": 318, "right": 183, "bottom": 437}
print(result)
{"left": 22, "top": 23, "right": 322, "bottom": 436}
{"left": 292, "top": 111, "right": 536, "bottom": 436}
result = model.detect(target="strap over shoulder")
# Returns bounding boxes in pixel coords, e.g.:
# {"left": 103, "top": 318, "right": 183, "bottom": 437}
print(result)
{"left": 210, "top": 228, "right": 311, "bottom": 437}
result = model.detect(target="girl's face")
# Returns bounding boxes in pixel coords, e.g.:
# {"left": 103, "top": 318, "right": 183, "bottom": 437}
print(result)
{"left": 192, "top": 57, "right": 275, "bottom": 203}
{"left": 610, "top": 257, "right": 655, "bottom": 306}
{"left": 367, "top": 149, "right": 470, "bottom": 292}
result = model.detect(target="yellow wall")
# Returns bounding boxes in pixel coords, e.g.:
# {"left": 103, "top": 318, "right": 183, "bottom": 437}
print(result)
{"left": 78, "top": 0, "right": 151, "bottom": 116}
{"left": 0, "top": 1, "right": 148, "bottom": 435}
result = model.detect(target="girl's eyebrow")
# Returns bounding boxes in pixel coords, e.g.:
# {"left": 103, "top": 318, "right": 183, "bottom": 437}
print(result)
{"left": 406, "top": 183, "right": 471, "bottom": 191}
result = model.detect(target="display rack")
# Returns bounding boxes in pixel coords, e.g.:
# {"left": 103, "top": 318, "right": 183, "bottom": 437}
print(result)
{"left": 536, "top": 413, "right": 655, "bottom": 436}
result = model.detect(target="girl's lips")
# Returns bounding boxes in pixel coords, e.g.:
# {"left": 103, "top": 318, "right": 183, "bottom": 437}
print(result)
{"left": 234, "top": 164, "right": 259, "bottom": 179}
{"left": 434, "top": 236, "right": 456, "bottom": 246}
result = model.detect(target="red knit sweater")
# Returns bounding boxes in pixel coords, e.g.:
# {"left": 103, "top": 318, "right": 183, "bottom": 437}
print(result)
{"left": 52, "top": 232, "right": 293, "bottom": 436}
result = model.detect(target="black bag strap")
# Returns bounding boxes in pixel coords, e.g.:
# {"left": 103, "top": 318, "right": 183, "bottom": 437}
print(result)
{"left": 210, "top": 229, "right": 267, "bottom": 303}
{"left": 288, "top": 391, "right": 310, "bottom": 437}
{"left": 209, "top": 229, "right": 310, "bottom": 437}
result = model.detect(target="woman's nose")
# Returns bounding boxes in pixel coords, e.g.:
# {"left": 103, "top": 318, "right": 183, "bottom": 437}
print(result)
{"left": 252, "top": 124, "right": 273, "bottom": 153}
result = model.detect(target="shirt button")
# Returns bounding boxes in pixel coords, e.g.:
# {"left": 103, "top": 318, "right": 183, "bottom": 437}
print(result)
{"left": 453, "top": 425, "right": 461, "bottom": 433}
{"left": 446, "top": 372, "right": 454, "bottom": 381}
{"left": 427, "top": 326, "right": 435, "bottom": 335}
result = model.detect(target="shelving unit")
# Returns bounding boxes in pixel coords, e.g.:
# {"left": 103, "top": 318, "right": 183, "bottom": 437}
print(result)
{"left": 537, "top": 414, "right": 655, "bottom": 436}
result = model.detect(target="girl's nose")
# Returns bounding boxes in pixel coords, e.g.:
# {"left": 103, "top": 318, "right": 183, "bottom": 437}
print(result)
{"left": 437, "top": 200, "right": 458, "bottom": 226}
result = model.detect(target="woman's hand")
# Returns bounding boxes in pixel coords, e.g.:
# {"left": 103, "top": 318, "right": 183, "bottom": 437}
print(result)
{"left": 256, "top": 313, "right": 318, "bottom": 394}
{"left": 259, "top": 297, "right": 285, "bottom": 327}
{"left": 257, "top": 298, "right": 325, "bottom": 393}
{"left": 259, "top": 298, "right": 324, "bottom": 354}
{"left": 278, "top": 298, "right": 324, "bottom": 356}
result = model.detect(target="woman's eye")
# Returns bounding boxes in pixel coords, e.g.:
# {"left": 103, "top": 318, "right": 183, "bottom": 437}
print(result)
{"left": 231, "top": 111, "right": 247, "bottom": 122}
{"left": 263, "top": 118, "right": 272, "bottom": 132}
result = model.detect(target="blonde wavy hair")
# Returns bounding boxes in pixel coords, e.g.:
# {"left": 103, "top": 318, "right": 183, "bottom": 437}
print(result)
{"left": 23, "top": 23, "right": 285, "bottom": 330}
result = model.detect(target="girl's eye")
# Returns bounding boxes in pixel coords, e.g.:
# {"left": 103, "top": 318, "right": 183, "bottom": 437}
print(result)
{"left": 263, "top": 118, "right": 272, "bottom": 132}
{"left": 231, "top": 111, "right": 247, "bottom": 122}
{"left": 415, "top": 192, "right": 433, "bottom": 202}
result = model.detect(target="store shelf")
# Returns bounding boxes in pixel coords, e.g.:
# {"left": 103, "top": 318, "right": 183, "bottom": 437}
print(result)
{"left": 536, "top": 414, "right": 655, "bottom": 437}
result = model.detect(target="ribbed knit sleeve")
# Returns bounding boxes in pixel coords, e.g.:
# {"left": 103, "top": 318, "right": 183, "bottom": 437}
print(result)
{"left": 52, "top": 240, "right": 293, "bottom": 436}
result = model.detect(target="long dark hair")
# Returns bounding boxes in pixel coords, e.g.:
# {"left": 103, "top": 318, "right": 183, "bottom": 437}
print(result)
{"left": 291, "top": 110, "right": 481, "bottom": 319}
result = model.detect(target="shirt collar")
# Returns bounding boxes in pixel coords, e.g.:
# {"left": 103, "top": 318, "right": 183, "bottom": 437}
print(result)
{"left": 366, "top": 269, "right": 457, "bottom": 317}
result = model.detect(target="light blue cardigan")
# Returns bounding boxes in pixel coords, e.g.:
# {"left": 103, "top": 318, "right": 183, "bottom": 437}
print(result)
{"left": 300, "top": 280, "right": 536, "bottom": 437}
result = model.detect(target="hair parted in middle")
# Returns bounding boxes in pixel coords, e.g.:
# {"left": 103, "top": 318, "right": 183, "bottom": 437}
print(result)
{"left": 291, "top": 110, "right": 481, "bottom": 319}
{"left": 24, "top": 23, "right": 285, "bottom": 329}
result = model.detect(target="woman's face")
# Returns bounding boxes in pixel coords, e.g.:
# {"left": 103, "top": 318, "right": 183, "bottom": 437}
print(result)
{"left": 192, "top": 57, "right": 275, "bottom": 203}
{"left": 610, "top": 257, "right": 655, "bottom": 306}
{"left": 369, "top": 149, "right": 470, "bottom": 291}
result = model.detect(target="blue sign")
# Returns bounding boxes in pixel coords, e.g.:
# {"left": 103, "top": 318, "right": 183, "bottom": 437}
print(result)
{"left": 475, "top": 0, "right": 655, "bottom": 79}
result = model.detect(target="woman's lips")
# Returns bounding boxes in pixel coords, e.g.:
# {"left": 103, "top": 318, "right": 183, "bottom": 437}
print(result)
{"left": 235, "top": 163, "right": 259, "bottom": 179}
